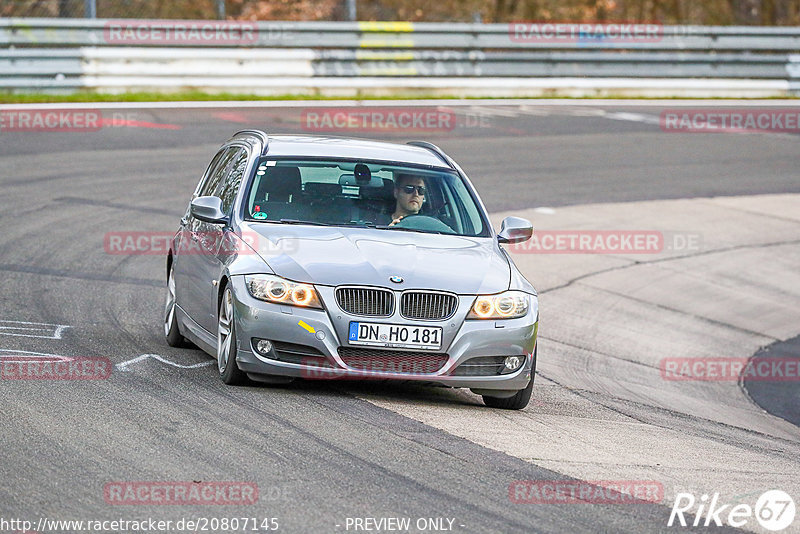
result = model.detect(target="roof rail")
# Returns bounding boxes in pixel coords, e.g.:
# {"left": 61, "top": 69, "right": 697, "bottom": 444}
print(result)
{"left": 233, "top": 129, "right": 270, "bottom": 155}
{"left": 406, "top": 141, "right": 454, "bottom": 169}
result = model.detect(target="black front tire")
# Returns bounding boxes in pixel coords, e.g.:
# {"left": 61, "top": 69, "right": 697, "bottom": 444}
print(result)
{"left": 218, "top": 288, "right": 248, "bottom": 386}
{"left": 165, "top": 314, "right": 185, "bottom": 347}
{"left": 482, "top": 347, "right": 536, "bottom": 410}
{"left": 164, "top": 265, "right": 186, "bottom": 348}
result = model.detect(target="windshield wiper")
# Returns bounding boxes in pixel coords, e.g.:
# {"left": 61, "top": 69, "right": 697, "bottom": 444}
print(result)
{"left": 374, "top": 225, "right": 445, "bottom": 235}
{"left": 279, "top": 219, "right": 382, "bottom": 229}
{"left": 278, "top": 219, "right": 333, "bottom": 226}
{"left": 277, "top": 219, "right": 445, "bottom": 234}
{"left": 340, "top": 221, "right": 377, "bottom": 228}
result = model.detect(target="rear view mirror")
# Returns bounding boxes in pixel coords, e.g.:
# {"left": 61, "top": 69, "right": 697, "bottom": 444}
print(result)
{"left": 497, "top": 216, "right": 533, "bottom": 244}
{"left": 339, "top": 173, "right": 383, "bottom": 187}
{"left": 190, "top": 196, "right": 227, "bottom": 224}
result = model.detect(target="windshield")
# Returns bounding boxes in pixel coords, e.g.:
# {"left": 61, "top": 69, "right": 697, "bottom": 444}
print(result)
{"left": 244, "top": 158, "right": 490, "bottom": 237}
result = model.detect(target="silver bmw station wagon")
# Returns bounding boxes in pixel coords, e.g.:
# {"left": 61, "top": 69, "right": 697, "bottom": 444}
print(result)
{"left": 165, "top": 130, "right": 538, "bottom": 409}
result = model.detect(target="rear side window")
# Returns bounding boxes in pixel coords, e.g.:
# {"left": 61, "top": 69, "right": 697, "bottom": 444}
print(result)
{"left": 212, "top": 148, "right": 249, "bottom": 214}
{"left": 195, "top": 149, "right": 225, "bottom": 198}
{"left": 200, "top": 147, "right": 238, "bottom": 197}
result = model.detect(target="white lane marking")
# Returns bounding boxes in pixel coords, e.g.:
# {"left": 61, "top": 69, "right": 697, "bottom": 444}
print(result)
{"left": 533, "top": 207, "right": 557, "bottom": 214}
{"left": 564, "top": 108, "right": 608, "bottom": 117}
{"left": 116, "top": 353, "right": 215, "bottom": 372}
{"left": 515, "top": 105, "right": 551, "bottom": 116}
{"left": 467, "top": 106, "right": 654, "bottom": 122}
{"left": 0, "top": 348, "right": 73, "bottom": 362}
{"left": 462, "top": 105, "right": 520, "bottom": 117}
{"left": 0, "top": 320, "right": 71, "bottom": 339}
{"left": 2, "top": 99, "right": 798, "bottom": 111}
{"left": 603, "top": 111, "right": 662, "bottom": 125}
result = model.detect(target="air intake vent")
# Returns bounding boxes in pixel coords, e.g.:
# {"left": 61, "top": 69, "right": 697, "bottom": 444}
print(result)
{"left": 336, "top": 287, "right": 394, "bottom": 317}
{"left": 450, "top": 356, "right": 505, "bottom": 376}
{"left": 337, "top": 347, "right": 448, "bottom": 374}
{"left": 400, "top": 291, "right": 458, "bottom": 320}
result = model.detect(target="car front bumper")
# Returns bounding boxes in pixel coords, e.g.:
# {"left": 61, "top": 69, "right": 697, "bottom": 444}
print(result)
{"left": 229, "top": 276, "right": 537, "bottom": 392}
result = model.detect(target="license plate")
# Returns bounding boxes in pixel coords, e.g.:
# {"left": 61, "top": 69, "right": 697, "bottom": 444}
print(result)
{"left": 348, "top": 322, "right": 443, "bottom": 350}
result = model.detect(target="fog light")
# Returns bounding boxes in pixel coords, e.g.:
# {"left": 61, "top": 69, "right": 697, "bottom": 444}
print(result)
{"left": 255, "top": 338, "right": 273, "bottom": 356}
{"left": 504, "top": 356, "right": 523, "bottom": 372}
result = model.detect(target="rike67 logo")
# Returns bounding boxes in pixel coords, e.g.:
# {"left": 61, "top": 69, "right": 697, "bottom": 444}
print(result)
{"left": 669, "top": 490, "right": 796, "bottom": 531}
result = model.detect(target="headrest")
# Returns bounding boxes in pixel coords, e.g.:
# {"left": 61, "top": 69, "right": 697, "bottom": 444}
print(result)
{"left": 255, "top": 166, "right": 301, "bottom": 202}
{"left": 361, "top": 178, "right": 394, "bottom": 200}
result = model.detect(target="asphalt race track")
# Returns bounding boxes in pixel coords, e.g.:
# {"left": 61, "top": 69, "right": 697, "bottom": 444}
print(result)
{"left": 1, "top": 100, "right": 798, "bottom": 534}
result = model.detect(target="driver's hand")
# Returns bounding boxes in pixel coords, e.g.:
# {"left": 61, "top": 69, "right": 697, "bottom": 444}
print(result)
{"left": 389, "top": 216, "right": 404, "bottom": 226}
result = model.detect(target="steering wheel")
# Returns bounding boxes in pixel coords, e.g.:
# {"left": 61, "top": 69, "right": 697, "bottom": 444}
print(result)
{"left": 393, "top": 214, "right": 455, "bottom": 233}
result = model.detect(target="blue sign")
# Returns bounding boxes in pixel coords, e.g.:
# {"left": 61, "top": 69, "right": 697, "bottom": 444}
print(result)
{"left": 349, "top": 322, "right": 359, "bottom": 341}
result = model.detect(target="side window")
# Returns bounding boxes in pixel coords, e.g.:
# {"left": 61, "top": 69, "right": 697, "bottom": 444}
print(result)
{"left": 184, "top": 149, "right": 227, "bottom": 224}
{"left": 213, "top": 148, "right": 249, "bottom": 214}
{"left": 194, "top": 149, "right": 225, "bottom": 199}
{"left": 200, "top": 147, "right": 238, "bottom": 197}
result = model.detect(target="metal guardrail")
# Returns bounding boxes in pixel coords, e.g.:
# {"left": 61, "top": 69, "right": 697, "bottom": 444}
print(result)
{"left": 3, "top": 19, "right": 800, "bottom": 50}
{"left": 1, "top": 19, "right": 800, "bottom": 96}
{"left": 789, "top": 55, "right": 800, "bottom": 92}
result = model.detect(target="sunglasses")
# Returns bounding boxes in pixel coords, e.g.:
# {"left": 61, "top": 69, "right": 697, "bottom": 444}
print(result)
{"left": 400, "top": 185, "right": 426, "bottom": 195}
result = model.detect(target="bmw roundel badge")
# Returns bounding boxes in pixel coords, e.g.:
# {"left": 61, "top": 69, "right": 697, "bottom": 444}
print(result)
{"left": 389, "top": 276, "right": 404, "bottom": 284}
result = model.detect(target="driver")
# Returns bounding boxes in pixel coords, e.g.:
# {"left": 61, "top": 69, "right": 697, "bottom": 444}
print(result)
{"left": 388, "top": 173, "right": 426, "bottom": 226}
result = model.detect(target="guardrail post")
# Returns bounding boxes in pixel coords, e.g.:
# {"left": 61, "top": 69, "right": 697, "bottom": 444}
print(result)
{"left": 84, "top": 0, "right": 96, "bottom": 18}
{"left": 788, "top": 55, "right": 800, "bottom": 96}
{"left": 346, "top": 0, "right": 357, "bottom": 21}
{"left": 216, "top": 0, "right": 226, "bottom": 19}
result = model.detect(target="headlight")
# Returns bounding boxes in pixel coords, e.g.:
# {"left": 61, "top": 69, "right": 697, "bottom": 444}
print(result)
{"left": 467, "top": 291, "right": 530, "bottom": 319}
{"left": 245, "top": 274, "right": 322, "bottom": 309}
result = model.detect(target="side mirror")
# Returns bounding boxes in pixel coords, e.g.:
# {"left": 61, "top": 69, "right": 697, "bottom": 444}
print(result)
{"left": 497, "top": 216, "right": 533, "bottom": 244}
{"left": 190, "top": 196, "right": 227, "bottom": 224}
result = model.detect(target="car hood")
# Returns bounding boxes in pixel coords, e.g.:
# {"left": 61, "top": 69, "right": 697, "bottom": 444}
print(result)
{"left": 240, "top": 223, "right": 510, "bottom": 294}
